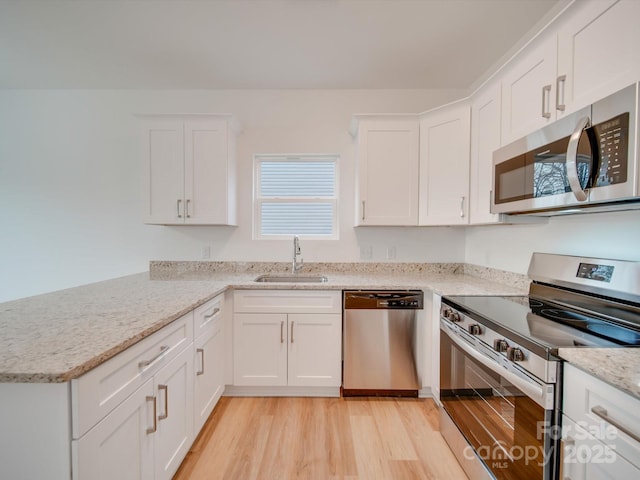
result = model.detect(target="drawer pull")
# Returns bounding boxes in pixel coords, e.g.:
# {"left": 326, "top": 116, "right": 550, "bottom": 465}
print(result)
{"left": 591, "top": 405, "right": 640, "bottom": 443}
{"left": 204, "top": 307, "right": 220, "bottom": 319}
{"left": 138, "top": 345, "right": 170, "bottom": 370}
{"left": 146, "top": 396, "right": 157, "bottom": 434}
{"left": 196, "top": 348, "right": 205, "bottom": 375}
{"left": 280, "top": 321, "right": 284, "bottom": 344}
{"left": 158, "top": 384, "right": 169, "bottom": 420}
{"left": 290, "top": 321, "right": 295, "bottom": 343}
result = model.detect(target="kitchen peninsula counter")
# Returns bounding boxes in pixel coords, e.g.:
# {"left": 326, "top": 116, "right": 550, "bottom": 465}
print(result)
{"left": 0, "top": 261, "right": 527, "bottom": 384}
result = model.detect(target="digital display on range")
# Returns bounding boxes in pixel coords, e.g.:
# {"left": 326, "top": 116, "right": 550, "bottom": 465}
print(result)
{"left": 577, "top": 263, "right": 614, "bottom": 283}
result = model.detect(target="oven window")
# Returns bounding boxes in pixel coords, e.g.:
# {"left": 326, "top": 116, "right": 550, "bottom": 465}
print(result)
{"left": 440, "top": 337, "right": 551, "bottom": 479}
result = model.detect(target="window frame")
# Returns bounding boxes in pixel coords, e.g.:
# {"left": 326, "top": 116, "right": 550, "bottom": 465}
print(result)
{"left": 253, "top": 154, "right": 339, "bottom": 240}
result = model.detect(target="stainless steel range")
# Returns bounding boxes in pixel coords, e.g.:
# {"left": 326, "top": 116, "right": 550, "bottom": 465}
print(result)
{"left": 439, "top": 253, "right": 640, "bottom": 480}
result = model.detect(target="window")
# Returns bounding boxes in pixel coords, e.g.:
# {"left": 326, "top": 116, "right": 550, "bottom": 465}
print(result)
{"left": 254, "top": 154, "right": 338, "bottom": 239}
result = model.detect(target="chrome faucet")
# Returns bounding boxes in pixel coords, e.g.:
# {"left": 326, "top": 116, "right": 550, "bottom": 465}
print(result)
{"left": 292, "top": 235, "right": 303, "bottom": 273}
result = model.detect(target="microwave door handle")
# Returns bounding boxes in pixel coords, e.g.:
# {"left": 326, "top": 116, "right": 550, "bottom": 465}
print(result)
{"left": 566, "top": 115, "right": 591, "bottom": 202}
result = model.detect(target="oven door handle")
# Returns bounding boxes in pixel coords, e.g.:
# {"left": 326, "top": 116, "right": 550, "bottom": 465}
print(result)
{"left": 441, "top": 321, "right": 552, "bottom": 410}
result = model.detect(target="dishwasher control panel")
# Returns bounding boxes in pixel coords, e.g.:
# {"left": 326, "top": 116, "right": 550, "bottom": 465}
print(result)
{"left": 343, "top": 290, "right": 424, "bottom": 309}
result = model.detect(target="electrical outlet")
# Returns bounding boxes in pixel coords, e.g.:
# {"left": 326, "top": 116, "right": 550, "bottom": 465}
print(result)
{"left": 201, "top": 246, "right": 211, "bottom": 259}
{"left": 360, "top": 245, "right": 373, "bottom": 260}
{"left": 387, "top": 246, "right": 396, "bottom": 260}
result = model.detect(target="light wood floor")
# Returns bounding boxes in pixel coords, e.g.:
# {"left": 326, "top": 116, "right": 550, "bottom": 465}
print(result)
{"left": 174, "top": 396, "right": 468, "bottom": 480}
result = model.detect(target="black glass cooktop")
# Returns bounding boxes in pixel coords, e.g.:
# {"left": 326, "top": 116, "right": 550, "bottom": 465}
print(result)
{"left": 442, "top": 294, "right": 640, "bottom": 356}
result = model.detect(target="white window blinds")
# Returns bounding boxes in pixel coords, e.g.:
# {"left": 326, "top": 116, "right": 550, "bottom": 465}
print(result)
{"left": 255, "top": 155, "right": 338, "bottom": 239}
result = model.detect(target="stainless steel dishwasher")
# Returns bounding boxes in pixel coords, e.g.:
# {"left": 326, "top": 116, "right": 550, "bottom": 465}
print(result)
{"left": 343, "top": 290, "right": 423, "bottom": 397}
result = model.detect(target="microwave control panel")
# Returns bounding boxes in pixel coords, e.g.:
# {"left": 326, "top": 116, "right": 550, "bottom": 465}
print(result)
{"left": 594, "top": 112, "right": 629, "bottom": 186}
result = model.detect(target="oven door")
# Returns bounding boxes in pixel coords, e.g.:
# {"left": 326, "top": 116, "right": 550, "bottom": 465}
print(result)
{"left": 439, "top": 319, "right": 558, "bottom": 480}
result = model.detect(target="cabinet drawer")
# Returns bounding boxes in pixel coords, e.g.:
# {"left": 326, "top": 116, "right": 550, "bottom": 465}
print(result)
{"left": 563, "top": 363, "right": 640, "bottom": 469}
{"left": 193, "top": 293, "right": 224, "bottom": 338}
{"left": 561, "top": 414, "right": 640, "bottom": 480}
{"left": 233, "top": 290, "right": 341, "bottom": 314}
{"left": 71, "top": 313, "right": 194, "bottom": 439}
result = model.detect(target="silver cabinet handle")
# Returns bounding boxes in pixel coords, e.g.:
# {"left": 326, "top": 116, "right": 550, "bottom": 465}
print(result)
{"left": 196, "top": 348, "right": 205, "bottom": 376}
{"left": 138, "top": 345, "right": 170, "bottom": 370}
{"left": 204, "top": 307, "right": 220, "bottom": 319}
{"left": 186, "top": 199, "right": 191, "bottom": 218}
{"left": 556, "top": 75, "right": 566, "bottom": 111}
{"left": 146, "top": 396, "right": 157, "bottom": 434}
{"left": 566, "top": 115, "right": 591, "bottom": 202}
{"left": 158, "top": 384, "right": 168, "bottom": 420}
{"left": 290, "top": 321, "right": 295, "bottom": 343}
{"left": 591, "top": 405, "right": 640, "bottom": 443}
{"left": 541, "top": 84, "right": 552, "bottom": 119}
{"left": 459, "top": 196, "right": 465, "bottom": 218}
{"left": 280, "top": 321, "right": 284, "bottom": 344}
{"left": 177, "top": 199, "right": 183, "bottom": 218}
{"left": 362, "top": 200, "right": 365, "bottom": 221}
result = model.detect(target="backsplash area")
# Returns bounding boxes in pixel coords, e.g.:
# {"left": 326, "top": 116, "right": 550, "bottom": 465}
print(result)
{"left": 149, "top": 261, "right": 530, "bottom": 291}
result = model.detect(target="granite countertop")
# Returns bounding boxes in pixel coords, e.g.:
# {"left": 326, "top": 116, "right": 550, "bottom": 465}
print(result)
{"left": 0, "top": 262, "right": 528, "bottom": 384}
{"left": 557, "top": 348, "right": 640, "bottom": 401}
{"left": 5, "top": 260, "right": 638, "bottom": 399}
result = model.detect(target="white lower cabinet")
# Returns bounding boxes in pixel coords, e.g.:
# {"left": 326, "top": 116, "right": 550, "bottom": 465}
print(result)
{"left": 73, "top": 379, "right": 155, "bottom": 480}
{"left": 193, "top": 295, "right": 226, "bottom": 432}
{"left": 232, "top": 290, "right": 342, "bottom": 394}
{"left": 71, "top": 311, "right": 194, "bottom": 480}
{"left": 73, "top": 329, "right": 194, "bottom": 480}
{"left": 153, "top": 345, "right": 194, "bottom": 480}
{"left": 562, "top": 363, "right": 640, "bottom": 479}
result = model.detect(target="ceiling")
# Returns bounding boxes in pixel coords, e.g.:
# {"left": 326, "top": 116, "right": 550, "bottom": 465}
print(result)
{"left": 0, "top": 0, "right": 563, "bottom": 90}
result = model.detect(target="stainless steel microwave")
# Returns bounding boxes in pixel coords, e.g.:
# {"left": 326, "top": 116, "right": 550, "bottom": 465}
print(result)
{"left": 492, "top": 82, "right": 640, "bottom": 215}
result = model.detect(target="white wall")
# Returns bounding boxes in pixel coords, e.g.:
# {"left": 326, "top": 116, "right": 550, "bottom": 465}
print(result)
{"left": 0, "top": 88, "right": 467, "bottom": 302}
{"left": 465, "top": 209, "right": 640, "bottom": 274}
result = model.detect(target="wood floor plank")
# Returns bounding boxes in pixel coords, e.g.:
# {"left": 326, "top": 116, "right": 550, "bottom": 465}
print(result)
{"left": 350, "top": 414, "right": 394, "bottom": 479}
{"left": 369, "top": 398, "right": 419, "bottom": 461}
{"left": 175, "top": 396, "right": 468, "bottom": 480}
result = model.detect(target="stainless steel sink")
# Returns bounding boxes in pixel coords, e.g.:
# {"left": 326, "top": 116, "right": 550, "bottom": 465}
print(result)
{"left": 253, "top": 274, "right": 329, "bottom": 283}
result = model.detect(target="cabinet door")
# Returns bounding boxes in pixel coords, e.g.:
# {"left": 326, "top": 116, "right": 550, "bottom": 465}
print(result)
{"left": 561, "top": 415, "right": 640, "bottom": 480}
{"left": 184, "top": 118, "right": 234, "bottom": 225}
{"left": 142, "top": 118, "right": 185, "bottom": 224}
{"left": 557, "top": 0, "right": 640, "bottom": 116}
{"left": 418, "top": 102, "right": 470, "bottom": 225}
{"left": 356, "top": 117, "right": 419, "bottom": 226}
{"left": 194, "top": 318, "right": 225, "bottom": 433}
{"left": 501, "top": 35, "right": 558, "bottom": 144}
{"left": 233, "top": 313, "right": 288, "bottom": 386}
{"left": 154, "top": 345, "right": 194, "bottom": 480}
{"left": 287, "top": 314, "right": 341, "bottom": 387}
{"left": 469, "top": 83, "right": 502, "bottom": 224}
{"left": 73, "top": 379, "right": 155, "bottom": 480}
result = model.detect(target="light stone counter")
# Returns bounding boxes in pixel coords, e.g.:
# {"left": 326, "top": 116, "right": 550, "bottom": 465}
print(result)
{"left": 0, "top": 261, "right": 528, "bottom": 384}
{"left": 558, "top": 348, "right": 640, "bottom": 400}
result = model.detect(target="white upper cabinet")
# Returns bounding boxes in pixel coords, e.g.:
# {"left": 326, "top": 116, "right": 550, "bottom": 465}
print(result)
{"left": 501, "top": 0, "right": 640, "bottom": 145}
{"left": 418, "top": 101, "right": 471, "bottom": 225}
{"left": 556, "top": 0, "right": 640, "bottom": 116}
{"left": 141, "top": 114, "right": 239, "bottom": 226}
{"left": 352, "top": 115, "right": 420, "bottom": 226}
{"left": 469, "top": 82, "right": 502, "bottom": 225}
{"left": 500, "top": 34, "right": 558, "bottom": 145}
